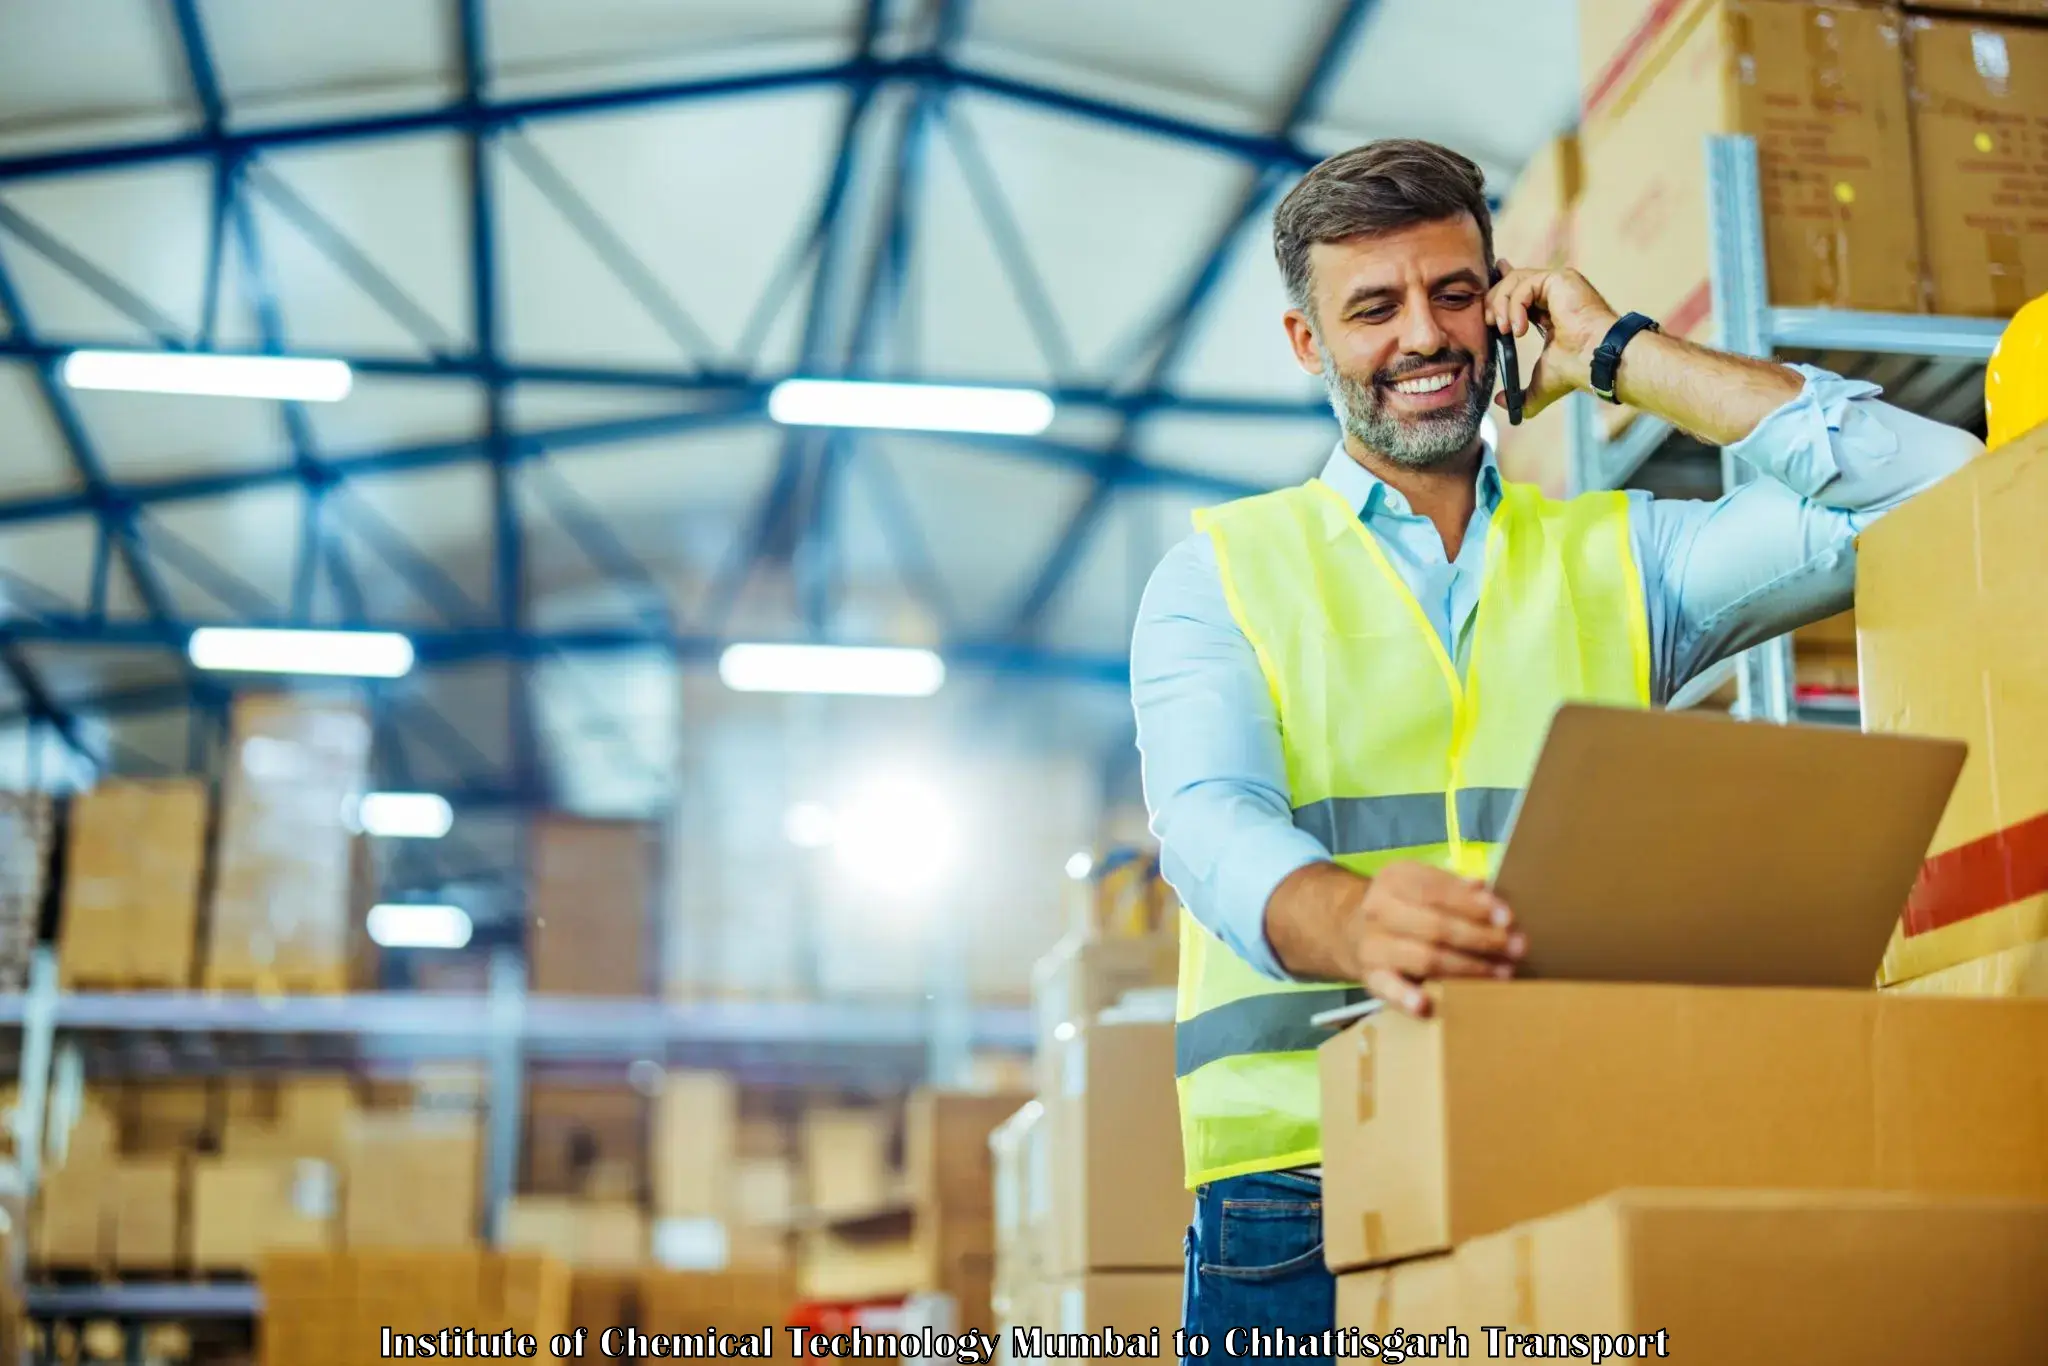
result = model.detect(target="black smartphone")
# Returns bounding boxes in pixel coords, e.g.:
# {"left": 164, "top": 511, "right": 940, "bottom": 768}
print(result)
{"left": 1490, "top": 266, "right": 1524, "bottom": 428}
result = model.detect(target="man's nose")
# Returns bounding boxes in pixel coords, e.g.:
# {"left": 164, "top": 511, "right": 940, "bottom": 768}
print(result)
{"left": 1398, "top": 303, "right": 1449, "bottom": 358}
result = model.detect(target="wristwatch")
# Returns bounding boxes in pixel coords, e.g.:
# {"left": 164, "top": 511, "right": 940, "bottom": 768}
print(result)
{"left": 1589, "top": 312, "right": 1661, "bottom": 404}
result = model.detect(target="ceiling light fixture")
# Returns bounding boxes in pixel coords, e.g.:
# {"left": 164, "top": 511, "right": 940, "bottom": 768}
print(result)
{"left": 718, "top": 643, "right": 945, "bottom": 697}
{"left": 187, "top": 627, "right": 415, "bottom": 678}
{"left": 62, "top": 350, "right": 353, "bottom": 402}
{"left": 366, "top": 902, "right": 473, "bottom": 950}
{"left": 358, "top": 792, "right": 455, "bottom": 840}
{"left": 767, "top": 378, "right": 1055, "bottom": 435}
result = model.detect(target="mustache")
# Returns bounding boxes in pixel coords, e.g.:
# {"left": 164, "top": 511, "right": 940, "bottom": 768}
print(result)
{"left": 1375, "top": 348, "right": 1476, "bottom": 386}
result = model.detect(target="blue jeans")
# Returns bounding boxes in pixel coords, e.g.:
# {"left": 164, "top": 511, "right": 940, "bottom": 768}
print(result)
{"left": 1180, "top": 1170, "right": 1334, "bottom": 1366}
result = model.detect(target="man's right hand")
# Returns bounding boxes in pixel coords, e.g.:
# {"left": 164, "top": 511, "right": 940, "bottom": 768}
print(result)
{"left": 1342, "top": 862, "right": 1523, "bottom": 1017}
{"left": 1264, "top": 860, "right": 1524, "bottom": 1018}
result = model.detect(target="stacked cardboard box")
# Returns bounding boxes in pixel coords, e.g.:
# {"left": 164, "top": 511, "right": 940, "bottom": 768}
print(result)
{"left": 991, "top": 924, "right": 1185, "bottom": 1346}
{"left": 525, "top": 1078, "right": 647, "bottom": 1201}
{"left": 650, "top": 1069, "right": 739, "bottom": 1265}
{"left": 501, "top": 1197, "right": 648, "bottom": 1269}
{"left": 528, "top": 816, "right": 651, "bottom": 996}
{"left": 1861, "top": 426, "right": 2048, "bottom": 994}
{"left": 905, "top": 1090, "right": 1031, "bottom": 1334}
{"left": 793, "top": 1102, "right": 915, "bottom": 1301}
{"left": 1906, "top": 14, "right": 2048, "bottom": 317}
{"left": 58, "top": 779, "right": 209, "bottom": 989}
{"left": 639, "top": 1268, "right": 797, "bottom": 1339}
{"left": 1490, "top": 135, "right": 1583, "bottom": 497}
{"left": 258, "top": 1249, "right": 570, "bottom": 1366}
{"left": 0, "top": 792, "right": 53, "bottom": 992}
{"left": 1575, "top": 0, "right": 1923, "bottom": 436}
{"left": 1069, "top": 850, "right": 1172, "bottom": 941}
{"left": 206, "top": 694, "right": 372, "bottom": 993}
{"left": 1318, "top": 979, "right": 2048, "bottom": 1350}
{"left": 344, "top": 1110, "right": 483, "bottom": 1249}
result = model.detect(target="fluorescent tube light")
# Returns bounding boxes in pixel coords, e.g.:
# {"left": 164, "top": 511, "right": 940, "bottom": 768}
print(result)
{"left": 62, "top": 350, "right": 353, "bottom": 402}
{"left": 366, "top": 902, "right": 473, "bottom": 950}
{"left": 718, "top": 643, "right": 944, "bottom": 697}
{"left": 358, "top": 792, "right": 454, "bottom": 840}
{"left": 1065, "top": 851, "right": 1094, "bottom": 881}
{"left": 188, "top": 627, "right": 415, "bottom": 678}
{"left": 767, "top": 379, "right": 1054, "bottom": 435}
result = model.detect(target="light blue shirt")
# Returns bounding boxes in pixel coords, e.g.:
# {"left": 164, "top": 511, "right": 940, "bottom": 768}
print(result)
{"left": 1129, "top": 365, "right": 1984, "bottom": 981}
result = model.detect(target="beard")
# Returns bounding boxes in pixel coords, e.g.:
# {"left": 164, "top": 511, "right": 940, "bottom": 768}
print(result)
{"left": 1320, "top": 342, "right": 1496, "bottom": 470}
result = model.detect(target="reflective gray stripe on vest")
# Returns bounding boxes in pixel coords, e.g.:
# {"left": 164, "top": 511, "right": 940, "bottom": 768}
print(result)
{"left": 1175, "top": 988, "right": 1369, "bottom": 1078}
{"left": 1292, "top": 788, "right": 1522, "bottom": 856}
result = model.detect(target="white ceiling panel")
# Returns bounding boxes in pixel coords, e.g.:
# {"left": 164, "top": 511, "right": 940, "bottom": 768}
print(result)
{"left": 1162, "top": 187, "right": 1330, "bottom": 400}
{"left": 939, "top": 97, "right": 1250, "bottom": 380}
{"left": 1035, "top": 482, "right": 1137, "bottom": 655}
{"left": 71, "top": 387, "right": 290, "bottom": 483}
{"left": 142, "top": 483, "right": 304, "bottom": 617}
{"left": 1135, "top": 412, "right": 1333, "bottom": 488}
{"left": 199, "top": 0, "right": 457, "bottom": 125}
{"left": 0, "top": 516, "right": 99, "bottom": 610}
{"left": 0, "top": 222, "right": 165, "bottom": 347}
{"left": 501, "top": 88, "right": 846, "bottom": 367}
{"left": 329, "top": 464, "right": 496, "bottom": 622}
{"left": 390, "top": 663, "right": 513, "bottom": 787}
{"left": 507, "top": 383, "right": 711, "bottom": 432}
{"left": 255, "top": 134, "right": 474, "bottom": 350}
{"left": 305, "top": 375, "right": 486, "bottom": 461}
{"left": 0, "top": 161, "right": 213, "bottom": 342}
{"left": 486, "top": 0, "right": 858, "bottom": 96}
{"left": 0, "top": 0, "right": 189, "bottom": 147}
{"left": 0, "top": 366, "right": 79, "bottom": 498}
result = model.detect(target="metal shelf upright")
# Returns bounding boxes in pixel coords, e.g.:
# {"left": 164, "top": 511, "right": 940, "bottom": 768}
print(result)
{"left": 1566, "top": 134, "right": 2006, "bottom": 724}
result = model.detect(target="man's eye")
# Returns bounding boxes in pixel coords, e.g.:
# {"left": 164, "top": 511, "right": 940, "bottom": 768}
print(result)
{"left": 1355, "top": 308, "right": 1396, "bottom": 324}
{"left": 1438, "top": 292, "right": 1477, "bottom": 307}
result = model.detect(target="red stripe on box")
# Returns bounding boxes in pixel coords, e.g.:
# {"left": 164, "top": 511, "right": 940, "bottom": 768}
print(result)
{"left": 1665, "top": 280, "right": 1713, "bottom": 341}
{"left": 1903, "top": 809, "right": 2048, "bottom": 938}
{"left": 1582, "top": 0, "right": 1694, "bottom": 122}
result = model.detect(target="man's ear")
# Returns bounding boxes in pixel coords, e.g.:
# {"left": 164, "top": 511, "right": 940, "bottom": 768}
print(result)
{"left": 1283, "top": 308, "right": 1324, "bottom": 377}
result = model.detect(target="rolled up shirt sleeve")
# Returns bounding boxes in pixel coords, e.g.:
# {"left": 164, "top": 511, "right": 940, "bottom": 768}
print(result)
{"left": 1130, "top": 533, "right": 1329, "bottom": 982}
{"left": 1637, "top": 364, "right": 1984, "bottom": 694}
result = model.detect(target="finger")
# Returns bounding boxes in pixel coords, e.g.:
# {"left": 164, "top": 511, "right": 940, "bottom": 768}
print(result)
{"left": 1371, "top": 896, "right": 1517, "bottom": 961}
{"left": 1400, "top": 864, "right": 1514, "bottom": 927}
{"left": 1381, "top": 933, "right": 1508, "bottom": 982}
{"left": 1520, "top": 350, "right": 1574, "bottom": 420}
{"left": 1508, "top": 273, "right": 1548, "bottom": 338}
{"left": 1485, "top": 267, "right": 1531, "bottom": 331}
{"left": 1365, "top": 969, "right": 1429, "bottom": 1018}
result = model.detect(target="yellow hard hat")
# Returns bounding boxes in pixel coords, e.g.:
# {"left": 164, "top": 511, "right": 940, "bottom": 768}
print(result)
{"left": 1987, "top": 291, "right": 2048, "bottom": 452}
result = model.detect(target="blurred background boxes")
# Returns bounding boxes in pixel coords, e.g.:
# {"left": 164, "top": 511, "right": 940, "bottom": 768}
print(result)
{"left": 528, "top": 816, "right": 653, "bottom": 997}
{"left": 58, "top": 779, "right": 208, "bottom": 989}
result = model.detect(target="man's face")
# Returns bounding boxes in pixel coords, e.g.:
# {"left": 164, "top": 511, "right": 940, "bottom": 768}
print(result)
{"left": 1283, "top": 215, "right": 1497, "bottom": 469}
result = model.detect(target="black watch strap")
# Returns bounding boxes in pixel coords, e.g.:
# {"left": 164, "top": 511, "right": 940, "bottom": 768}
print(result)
{"left": 1590, "top": 312, "right": 1661, "bottom": 404}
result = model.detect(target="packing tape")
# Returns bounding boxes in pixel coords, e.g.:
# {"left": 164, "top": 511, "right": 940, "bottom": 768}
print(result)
{"left": 1511, "top": 1231, "right": 1537, "bottom": 1329}
{"left": 1360, "top": 1210, "right": 1387, "bottom": 1264}
{"left": 1987, "top": 232, "right": 2030, "bottom": 317}
{"left": 1353, "top": 1027, "right": 1377, "bottom": 1125}
{"left": 1583, "top": 0, "right": 1700, "bottom": 124}
{"left": 1372, "top": 1269, "right": 1394, "bottom": 1335}
{"left": 1803, "top": 7, "right": 1857, "bottom": 308}
{"left": 1904, "top": 807, "right": 2048, "bottom": 937}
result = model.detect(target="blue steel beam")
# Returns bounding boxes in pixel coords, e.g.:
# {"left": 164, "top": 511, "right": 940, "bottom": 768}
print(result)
{"left": 0, "top": 58, "right": 1315, "bottom": 188}
{"left": 0, "top": 617, "right": 1130, "bottom": 684}
{"left": 0, "top": 337, "right": 1328, "bottom": 420}
{"left": 520, "top": 459, "right": 672, "bottom": 634}
{"left": 1003, "top": 0, "right": 1376, "bottom": 637}
{"left": 131, "top": 514, "right": 281, "bottom": 619}
{"left": 0, "top": 640, "right": 99, "bottom": 770}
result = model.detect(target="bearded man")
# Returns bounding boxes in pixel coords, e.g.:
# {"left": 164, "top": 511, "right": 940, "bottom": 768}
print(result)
{"left": 1128, "top": 138, "right": 1983, "bottom": 1364}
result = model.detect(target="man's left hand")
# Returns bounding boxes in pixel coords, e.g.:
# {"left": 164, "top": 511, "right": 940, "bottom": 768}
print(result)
{"left": 1486, "top": 260, "right": 1621, "bottom": 420}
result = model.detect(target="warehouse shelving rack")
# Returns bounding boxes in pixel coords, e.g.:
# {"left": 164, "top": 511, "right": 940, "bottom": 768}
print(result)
{"left": 1, "top": 946, "right": 1031, "bottom": 1323}
{"left": 1564, "top": 134, "right": 2006, "bottom": 725}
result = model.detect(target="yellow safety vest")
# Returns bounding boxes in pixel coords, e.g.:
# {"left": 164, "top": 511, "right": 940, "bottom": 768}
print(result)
{"left": 1175, "top": 474, "right": 1652, "bottom": 1189}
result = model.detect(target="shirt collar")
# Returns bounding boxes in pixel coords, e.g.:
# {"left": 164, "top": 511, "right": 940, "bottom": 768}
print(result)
{"left": 1315, "top": 441, "right": 1503, "bottom": 521}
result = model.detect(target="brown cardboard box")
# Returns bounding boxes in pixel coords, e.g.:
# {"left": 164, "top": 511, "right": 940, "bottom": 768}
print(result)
{"left": 1458, "top": 1189, "right": 2048, "bottom": 1359}
{"left": 528, "top": 817, "right": 651, "bottom": 997}
{"left": 1857, "top": 430, "right": 2048, "bottom": 985}
{"left": 1045, "top": 1022, "right": 1187, "bottom": 1276}
{"left": 59, "top": 779, "right": 208, "bottom": 989}
{"left": 569, "top": 1270, "right": 640, "bottom": 1333}
{"left": 1317, "top": 979, "right": 2048, "bottom": 1271}
{"left": 1490, "top": 135, "right": 1583, "bottom": 497}
{"left": 205, "top": 695, "right": 371, "bottom": 993}
{"left": 225, "top": 1077, "right": 355, "bottom": 1162}
{"left": 343, "top": 1113, "right": 480, "bottom": 1248}
{"left": 525, "top": 1080, "right": 647, "bottom": 1197}
{"left": 906, "top": 1089, "right": 1033, "bottom": 1216}
{"left": 1030, "top": 933, "right": 1178, "bottom": 1092}
{"left": 651, "top": 1070, "right": 736, "bottom": 1220}
{"left": 121, "top": 1081, "right": 217, "bottom": 1155}
{"left": 639, "top": 1269, "right": 794, "bottom": 1336}
{"left": 33, "top": 1159, "right": 111, "bottom": 1269}
{"left": 1334, "top": 1256, "right": 1460, "bottom": 1341}
{"left": 114, "top": 1158, "right": 187, "bottom": 1271}
{"left": 190, "top": 1158, "right": 338, "bottom": 1271}
{"left": 1026, "top": 1273, "right": 1181, "bottom": 1351}
{"left": 799, "top": 1107, "right": 897, "bottom": 1215}
{"left": 1576, "top": 0, "right": 1922, "bottom": 433}
{"left": 1907, "top": 17, "right": 2048, "bottom": 317}
{"left": 1906, "top": 1, "right": 2048, "bottom": 22}
{"left": 795, "top": 1228, "right": 922, "bottom": 1302}
{"left": 501, "top": 1198, "right": 647, "bottom": 1270}
{"left": 1886, "top": 940, "right": 2048, "bottom": 997}
{"left": 991, "top": 1101, "right": 1048, "bottom": 1305}
{"left": 735, "top": 1156, "right": 797, "bottom": 1228}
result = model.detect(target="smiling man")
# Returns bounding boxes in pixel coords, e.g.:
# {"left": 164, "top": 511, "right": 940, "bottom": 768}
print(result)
{"left": 1129, "top": 139, "right": 1983, "bottom": 1363}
